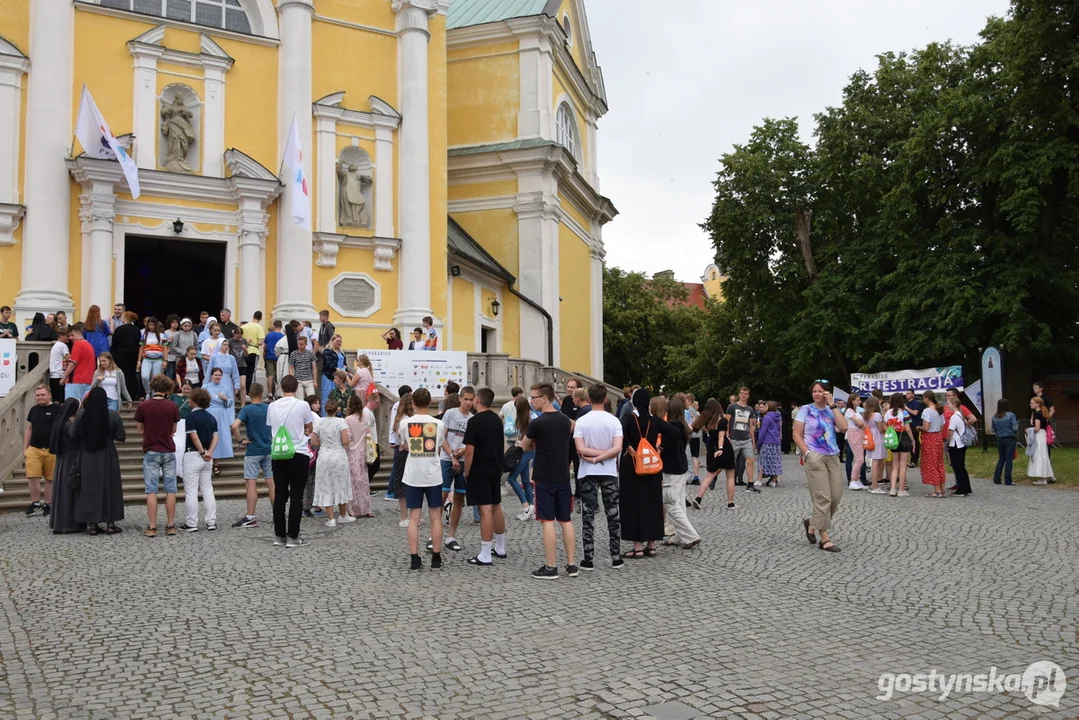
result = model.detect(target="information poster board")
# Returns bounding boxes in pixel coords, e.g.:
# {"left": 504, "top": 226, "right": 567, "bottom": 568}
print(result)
{"left": 0, "top": 339, "right": 15, "bottom": 397}
{"left": 359, "top": 349, "right": 467, "bottom": 399}
{"left": 981, "top": 347, "right": 1003, "bottom": 434}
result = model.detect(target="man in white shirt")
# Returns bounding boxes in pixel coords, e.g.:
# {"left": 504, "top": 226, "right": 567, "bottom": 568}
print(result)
{"left": 267, "top": 375, "right": 316, "bottom": 548}
{"left": 437, "top": 386, "right": 474, "bottom": 552}
{"left": 499, "top": 386, "right": 524, "bottom": 420}
{"left": 573, "top": 383, "right": 625, "bottom": 570}
{"left": 48, "top": 328, "right": 71, "bottom": 402}
{"left": 399, "top": 388, "right": 447, "bottom": 571}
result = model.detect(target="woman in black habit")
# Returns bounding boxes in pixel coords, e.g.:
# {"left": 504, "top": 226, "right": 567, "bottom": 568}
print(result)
{"left": 70, "top": 387, "right": 126, "bottom": 535}
{"left": 48, "top": 398, "right": 83, "bottom": 534}
{"left": 620, "top": 388, "right": 676, "bottom": 558}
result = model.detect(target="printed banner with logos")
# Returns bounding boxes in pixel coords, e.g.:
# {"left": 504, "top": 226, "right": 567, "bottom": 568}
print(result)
{"left": 0, "top": 339, "right": 15, "bottom": 397}
{"left": 851, "top": 365, "right": 963, "bottom": 395}
{"left": 359, "top": 349, "right": 467, "bottom": 399}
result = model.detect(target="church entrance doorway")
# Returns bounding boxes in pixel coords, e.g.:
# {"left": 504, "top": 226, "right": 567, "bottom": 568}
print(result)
{"left": 123, "top": 235, "right": 225, "bottom": 322}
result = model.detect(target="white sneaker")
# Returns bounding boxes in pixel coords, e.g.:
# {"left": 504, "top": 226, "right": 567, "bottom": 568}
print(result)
{"left": 869, "top": 488, "right": 888, "bottom": 495}
{"left": 896, "top": 490, "right": 910, "bottom": 497}
{"left": 1033, "top": 479, "right": 1048, "bottom": 485}
{"left": 753, "top": 480, "right": 761, "bottom": 489}
{"left": 338, "top": 515, "right": 356, "bottom": 524}
{"left": 516, "top": 505, "right": 533, "bottom": 521}
{"left": 848, "top": 481, "right": 866, "bottom": 491}
{"left": 398, "top": 519, "right": 409, "bottom": 528}
{"left": 324, "top": 519, "right": 336, "bottom": 528}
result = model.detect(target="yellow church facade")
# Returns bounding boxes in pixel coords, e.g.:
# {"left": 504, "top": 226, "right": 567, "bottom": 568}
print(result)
{"left": 0, "top": 0, "right": 616, "bottom": 378}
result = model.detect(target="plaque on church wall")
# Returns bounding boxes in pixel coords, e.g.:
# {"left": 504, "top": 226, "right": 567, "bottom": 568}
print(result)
{"left": 328, "top": 273, "right": 381, "bottom": 318}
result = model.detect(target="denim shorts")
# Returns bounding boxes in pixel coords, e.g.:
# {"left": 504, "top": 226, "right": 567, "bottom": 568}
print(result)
{"left": 405, "top": 484, "right": 442, "bottom": 510}
{"left": 144, "top": 451, "right": 177, "bottom": 494}
{"left": 244, "top": 454, "right": 273, "bottom": 479}
{"left": 440, "top": 459, "right": 467, "bottom": 494}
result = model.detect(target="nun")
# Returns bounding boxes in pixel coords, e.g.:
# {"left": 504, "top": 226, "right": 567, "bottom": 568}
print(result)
{"left": 203, "top": 366, "right": 235, "bottom": 475}
{"left": 48, "top": 398, "right": 83, "bottom": 534}
{"left": 619, "top": 388, "right": 673, "bottom": 558}
{"left": 71, "top": 387, "right": 126, "bottom": 535}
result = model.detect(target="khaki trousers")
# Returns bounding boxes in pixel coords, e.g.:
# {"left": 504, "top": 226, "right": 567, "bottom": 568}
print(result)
{"left": 805, "top": 451, "right": 844, "bottom": 532}
{"left": 661, "top": 471, "right": 700, "bottom": 544}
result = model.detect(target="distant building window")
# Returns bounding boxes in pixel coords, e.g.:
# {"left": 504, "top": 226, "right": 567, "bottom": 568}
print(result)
{"left": 563, "top": 13, "right": 573, "bottom": 47}
{"left": 100, "top": 0, "right": 252, "bottom": 34}
{"left": 555, "top": 103, "right": 581, "bottom": 162}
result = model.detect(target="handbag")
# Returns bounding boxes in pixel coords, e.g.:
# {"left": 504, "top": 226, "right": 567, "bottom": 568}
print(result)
{"left": 502, "top": 444, "right": 522, "bottom": 473}
{"left": 365, "top": 430, "right": 379, "bottom": 465}
{"left": 629, "top": 416, "right": 663, "bottom": 475}
{"left": 1045, "top": 424, "right": 1055, "bottom": 446}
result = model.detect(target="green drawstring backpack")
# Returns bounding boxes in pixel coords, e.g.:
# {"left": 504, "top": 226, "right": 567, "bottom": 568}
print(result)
{"left": 271, "top": 403, "right": 298, "bottom": 460}
{"left": 883, "top": 425, "right": 899, "bottom": 451}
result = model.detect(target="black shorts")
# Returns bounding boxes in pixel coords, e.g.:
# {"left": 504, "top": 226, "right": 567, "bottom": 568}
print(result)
{"left": 404, "top": 484, "right": 441, "bottom": 510}
{"left": 897, "top": 434, "right": 914, "bottom": 454}
{"left": 466, "top": 472, "right": 501, "bottom": 507}
{"left": 689, "top": 437, "right": 701, "bottom": 458}
{"left": 535, "top": 482, "right": 573, "bottom": 522}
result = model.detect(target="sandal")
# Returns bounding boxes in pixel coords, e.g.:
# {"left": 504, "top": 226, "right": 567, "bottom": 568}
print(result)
{"left": 213, "top": 464, "right": 221, "bottom": 476}
{"left": 623, "top": 549, "right": 644, "bottom": 558}
{"left": 643, "top": 547, "right": 657, "bottom": 557}
{"left": 803, "top": 519, "right": 816, "bottom": 545}
{"left": 87, "top": 524, "right": 100, "bottom": 536}
{"left": 165, "top": 525, "right": 177, "bottom": 536}
{"left": 929, "top": 492, "right": 946, "bottom": 498}
{"left": 143, "top": 527, "right": 157, "bottom": 537}
{"left": 818, "top": 540, "right": 841, "bottom": 553}
{"left": 681, "top": 539, "right": 702, "bottom": 550}
{"left": 105, "top": 525, "right": 122, "bottom": 535}
{"left": 467, "top": 556, "right": 493, "bottom": 566}
{"left": 444, "top": 539, "right": 463, "bottom": 552}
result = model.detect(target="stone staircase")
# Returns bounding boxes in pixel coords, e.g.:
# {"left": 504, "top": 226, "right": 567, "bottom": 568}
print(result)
{"left": 1, "top": 404, "right": 390, "bottom": 510}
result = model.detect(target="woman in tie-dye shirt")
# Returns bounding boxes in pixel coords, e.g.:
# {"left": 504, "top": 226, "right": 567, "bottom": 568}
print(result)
{"left": 794, "top": 381, "right": 848, "bottom": 552}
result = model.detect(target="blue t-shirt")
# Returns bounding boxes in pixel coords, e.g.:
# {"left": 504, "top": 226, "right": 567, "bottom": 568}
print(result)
{"left": 238, "top": 401, "right": 271, "bottom": 456}
{"left": 184, "top": 409, "right": 219, "bottom": 453}
{"left": 264, "top": 331, "right": 284, "bottom": 361}
{"left": 906, "top": 398, "right": 924, "bottom": 427}
{"left": 795, "top": 404, "right": 840, "bottom": 456}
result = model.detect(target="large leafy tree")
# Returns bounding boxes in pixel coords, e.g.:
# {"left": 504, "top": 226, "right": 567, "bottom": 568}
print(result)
{"left": 695, "top": 0, "right": 1079, "bottom": 403}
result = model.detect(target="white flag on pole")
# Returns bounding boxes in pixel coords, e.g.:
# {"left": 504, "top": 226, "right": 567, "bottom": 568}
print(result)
{"left": 74, "top": 86, "right": 141, "bottom": 199}
{"left": 281, "top": 113, "right": 310, "bottom": 230}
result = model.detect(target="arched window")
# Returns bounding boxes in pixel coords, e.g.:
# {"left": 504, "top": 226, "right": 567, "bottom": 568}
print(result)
{"left": 555, "top": 103, "right": 581, "bottom": 162}
{"left": 562, "top": 13, "right": 573, "bottom": 47}
{"left": 100, "top": 0, "right": 252, "bottom": 34}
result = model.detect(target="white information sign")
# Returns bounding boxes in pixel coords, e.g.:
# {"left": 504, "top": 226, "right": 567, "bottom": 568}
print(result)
{"left": 0, "top": 339, "right": 15, "bottom": 397}
{"left": 359, "top": 349, "right": 467, "bottom": 399}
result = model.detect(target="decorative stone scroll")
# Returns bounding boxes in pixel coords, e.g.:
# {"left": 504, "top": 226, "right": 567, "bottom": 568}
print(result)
{"left": 328, "top": 272, "right": 381, "bottom": 318}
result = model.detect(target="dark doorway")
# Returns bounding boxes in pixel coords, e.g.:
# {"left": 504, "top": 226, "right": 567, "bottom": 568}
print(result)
{"left": 124, "top": 235, "right": 225, "bottom": 322}
{"left": 480, "top": 327, "right": 491, "bottom": 353}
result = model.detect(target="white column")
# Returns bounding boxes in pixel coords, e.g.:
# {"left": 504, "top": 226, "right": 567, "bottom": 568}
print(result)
{"left": 373, "top": 122, "right": 394, "bottom": 237}
{"left": 130, "top": 45, "right": 162, "bottom": 169}
{"left": 392, "top": 0, "right": 437, "bottom": 329}
{"left": 15, "top": 0, "right": 76, "bottom": 326}
{"left": 586, "top": 117, "right": 599, "bottom": 190}
{"left": 0, "top": 44, "right": 28, "bottom": 206}
{"left": 237, "top": 195, "right": 268, "bottom": 321}
{"left": 314, "top": 112, "right": 337, "bottom": 234}
{"left": 589, "top": 244, "right": 604, "bottom": 379}
{"left": 513, "top": 29, "right": 553, "bottom": 139}
{"left": 202, "top": 61, "right": 229, "bottom": 177}
{"left": 273, "top": 0, "right": 316, "bottom": 321}
{"left": 80, "top": 183, "right": 117, "bottom": 314}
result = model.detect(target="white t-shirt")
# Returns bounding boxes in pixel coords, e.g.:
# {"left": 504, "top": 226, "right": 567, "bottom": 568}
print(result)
{"left": 500, "top": 399, "right": 516, "bottom": 420}
{"left": 388, "top": 401, "right": 401, "bottom": 445}
{"left": 572, "top": 409, "right": 623, "bottom": 478}
{"left": 49, "top": 341, "right": 68, "bottom": 378}
{"left": 439, "top": 407, "right": 471, "bottom": 461}
{"left": 922, "top": 406, "right": 943, "bottom": 433}
{"left": 948, "top": 411, "right": 966, "bottom": 448}
{"left": 843, "top": 407, "right": 864, "bottom": 432}
{"left": 200, "top": 337, "right": 225, "bottom": 359}
{"left": 267, "top": 396, "right": 317, "bottom": 457}
{"left": 398, "top": 413, "right": 446, "bottom": 487}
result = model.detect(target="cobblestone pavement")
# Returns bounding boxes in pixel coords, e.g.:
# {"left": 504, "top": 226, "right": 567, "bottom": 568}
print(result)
{"left": 0, "top": 455, "right": 1075, "bottom": 719}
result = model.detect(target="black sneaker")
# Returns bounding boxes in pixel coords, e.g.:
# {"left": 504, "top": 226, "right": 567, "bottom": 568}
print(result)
{"left": 579, "top": 559, "right": 595, "bottom": 571}
{"left": 184, "top": 524, "right": 199, "bottom": 533}
{"left": 302, "top": 509, "right": 314, "bottom": 518}
{"left": 430, "top": 552, "right": 444, "bottom": 570}
{"left": 565, "top": 564, "right": 579, "bottom": 578}
{"left": 691, "top": 497, "right": 702, "bottom": 510}
{"left": 746, "top": 484, "right": 761, "bottom": 494}
{"left": 232, "top": 516, "right": 258, "bottom": 528}
{"left": 409, "top": 555, "right": 422, "bottom": 571}
{"left": 735, "top": 479, "right": 746, "bottom": 486}
{"left": 25, "top": 501, "right": 41, "bottom": 517}
{"left": 42, "top": 504, "right": 51, "bottom": 518}
{"left": 531, "top": 565, "right": 558, "bottom": 580}
{"left": 612, "top": 558, "right": 625, "bottom": 570}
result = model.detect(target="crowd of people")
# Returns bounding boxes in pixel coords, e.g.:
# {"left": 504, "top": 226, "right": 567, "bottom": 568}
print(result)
{"left": 11, "top": 302, "right": 1062, "bottom": 573}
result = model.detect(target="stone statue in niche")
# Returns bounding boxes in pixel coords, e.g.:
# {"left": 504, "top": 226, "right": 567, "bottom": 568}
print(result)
{"left": 336, "top": 161, "right": 372, "bottom": 228}
{"left": 160, "top": 97, "right": 196, "bottom": 173}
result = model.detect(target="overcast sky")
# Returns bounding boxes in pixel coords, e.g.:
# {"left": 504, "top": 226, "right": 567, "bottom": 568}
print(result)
{"left": 586, "top": 0, "right": 1012, "bottom": 283}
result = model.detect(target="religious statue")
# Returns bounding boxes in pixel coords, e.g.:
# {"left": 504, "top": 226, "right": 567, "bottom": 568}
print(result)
{"left": 160, "top": 97, "right": 196, "bottom": 173}
{"left": 336, "top": 161, "right": 372, "bottom": 228}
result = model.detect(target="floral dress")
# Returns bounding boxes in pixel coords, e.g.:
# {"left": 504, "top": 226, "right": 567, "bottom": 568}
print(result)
{"left": 312, "top": 416, "right": 353, "bottom": 507}
{"left": 345, "top": 413, "right": 372, "bottom": 517}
